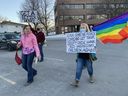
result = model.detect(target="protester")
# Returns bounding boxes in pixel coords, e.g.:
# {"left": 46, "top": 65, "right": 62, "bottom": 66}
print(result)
{"left": 71, "top": 23, "right": 94, "bottom": 87}
{"left": 17, "top": 25, "right": 40, "bottom": 86}
{"left": 29, "top": 25, "right": 45, "bottom": 62}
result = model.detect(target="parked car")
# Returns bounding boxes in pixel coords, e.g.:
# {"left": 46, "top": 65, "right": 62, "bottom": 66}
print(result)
{"left": 0, "top": 33, "right": 20, "bottom": 51}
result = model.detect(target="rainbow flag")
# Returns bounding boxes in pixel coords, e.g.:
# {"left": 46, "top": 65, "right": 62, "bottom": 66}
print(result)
{"left": 92, "top": 12, "right": 128, "bottom": 44}
{"left": 119, "top": 25, "right": 128, "bottom": 38}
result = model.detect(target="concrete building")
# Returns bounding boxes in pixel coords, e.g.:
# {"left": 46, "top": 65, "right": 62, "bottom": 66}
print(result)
{"left": 54, "top": 0, "right": 127, "bottom": 34}
{"left": 0, "top": 21, "right": 26, "bottom": 33}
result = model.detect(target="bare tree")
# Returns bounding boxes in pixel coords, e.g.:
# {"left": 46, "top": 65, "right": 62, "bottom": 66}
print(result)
{"left": 0, "top": 16, "right": 8, "bottom": 22}
{"left": 21, "top": 0, "right": 54, "bottom": 35}
{"left": 94, "top": 0, "right": 128, "bottom": 19}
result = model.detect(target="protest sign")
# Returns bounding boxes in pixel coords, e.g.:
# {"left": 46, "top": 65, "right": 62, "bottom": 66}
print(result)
{"left": 20, "top": 11, "right": 38, "bottom": 23}
{"left": 66, "top": 32, "right": 96, "bottom": 53}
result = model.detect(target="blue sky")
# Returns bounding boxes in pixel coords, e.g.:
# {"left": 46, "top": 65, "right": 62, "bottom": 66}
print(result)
{"left": 0, "top": 0, "right": 55, "bottom": 23}
{"left": 0, "top": 0, "right": 25, "bottom": 22}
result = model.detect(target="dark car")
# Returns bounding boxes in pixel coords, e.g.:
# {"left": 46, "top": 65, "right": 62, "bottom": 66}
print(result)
{"left": 0, "top": 33, "right": 20, "bottom": 51}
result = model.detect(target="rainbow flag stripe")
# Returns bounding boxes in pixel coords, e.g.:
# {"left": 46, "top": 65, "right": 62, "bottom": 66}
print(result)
{"left": 119, "top": 26, "right": 128, "bottom": 38}
{"left": 93, "top": 12, "right": 128, "bottom": 44}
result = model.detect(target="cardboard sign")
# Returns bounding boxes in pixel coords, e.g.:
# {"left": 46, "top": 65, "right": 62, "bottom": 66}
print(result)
{"left": 66, "top": 32, "right": 96, "bottom": 53}
{"left": 20, "top": 11, "right": 38, "bottom": 23}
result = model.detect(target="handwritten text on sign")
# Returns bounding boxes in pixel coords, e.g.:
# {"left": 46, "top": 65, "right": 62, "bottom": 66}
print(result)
{"left": 66, "top": 32, "right": 96, "bottom": 53}
{"left": 20, "top": 11, "right": 38, "bottom": 23}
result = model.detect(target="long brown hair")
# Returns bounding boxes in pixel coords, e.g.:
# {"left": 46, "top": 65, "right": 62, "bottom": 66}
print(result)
{"left": 23, "top": 25, "right": 29, "bottom": 31}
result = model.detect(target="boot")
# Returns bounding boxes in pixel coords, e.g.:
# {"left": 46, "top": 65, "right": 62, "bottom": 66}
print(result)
{"left": 71, "top": 80, "right": 79, "bottom": 87}
{"left": 89, "top": 75, "right": 94, "bottom": 83}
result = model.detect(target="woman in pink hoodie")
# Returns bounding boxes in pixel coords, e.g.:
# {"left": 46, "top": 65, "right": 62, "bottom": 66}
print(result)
{"left": 17, "top": 25, "right": 40, "bottom": 86}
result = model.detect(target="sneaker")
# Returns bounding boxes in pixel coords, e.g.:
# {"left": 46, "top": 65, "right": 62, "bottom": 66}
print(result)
{"left": 24, "top": 81, "right": 33, "bottom": 86}
{"left": 89, "top": 76, "right": 94, "bottom": 83}
{"left": 70, "top": 80, "right": 79, "bottom": 87}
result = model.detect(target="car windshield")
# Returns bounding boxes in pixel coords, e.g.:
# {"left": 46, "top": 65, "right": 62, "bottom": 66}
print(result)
{"left": 5, "top": 34, "right": 20, "bottom": 39}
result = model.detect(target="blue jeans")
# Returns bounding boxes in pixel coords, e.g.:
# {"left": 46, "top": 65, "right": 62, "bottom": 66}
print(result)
{"left": 75, "top": 58, "right": 93, "bottom": 81}
{"left": 38, "top": 44, "right": 44, "bottom": 61}
{"left": 22, "top": 52, "right": 37, "bottom": 82}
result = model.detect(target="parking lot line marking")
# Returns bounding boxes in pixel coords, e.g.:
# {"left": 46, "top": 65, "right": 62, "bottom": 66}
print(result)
{"left": 45, "top": 57, "right": 64, "bottom": 62}
{"left": 0, "top": 75, "right": 16, "bottom": 85}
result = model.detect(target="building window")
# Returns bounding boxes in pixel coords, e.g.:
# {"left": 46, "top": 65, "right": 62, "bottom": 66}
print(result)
{"left": 87, "top": 14, "right": 107, "bottom": 20}
{"left": 109, "top": 3, "right": 128, "bottom": 8}
{"left": 65, "top": 27, "right": 68, "bottom": 32}
{"left": 115, "top": 3, "right": 128, "bottom": 8}
{"left": 74, "top": 16, "right": 84, "bottom": 20}
{"left": 59, "top": 16, "right": 63, "bottom": 20}
{"left": 86, "top": 3, "right": 128, "bottom": 9}
{"left": 60, "top": 16, "right": 84, "bottom": 20}
{"left": 122, "top": 3, "right": 128, "bottom": 8}
{"left": 62, "top": 4, "right": 84, "bottom": 9}
{"left": 86, "top": 3, "right": 108, "bottom": 9}
{"left": 74, "top": 4, "right": 84, "bottom": 9}
{"left": 109, "top": 4, "right": 115, "bottom": 8}
{"left": 87, "top": 15, "right": 95, "bottom": 20}
{"left": 86, "top": 3, "right": 100, "bottom": 9}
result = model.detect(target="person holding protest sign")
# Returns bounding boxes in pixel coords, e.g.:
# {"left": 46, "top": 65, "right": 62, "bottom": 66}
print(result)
{"left": 71, "top": 23, "right": 95, "bottom": 87}
{"left": 80, "top": 23, "right": 90, "bottom": 32}
{"left": 29, "top": 24, "right": 45, "bottom": 62}
{"left": 17, "top": 25, "right": 40, "bottom": 86}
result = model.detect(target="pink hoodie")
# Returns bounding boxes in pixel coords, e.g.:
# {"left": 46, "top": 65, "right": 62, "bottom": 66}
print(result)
{"left": 19, "top": 32, "right": 40, "bottom": 57}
